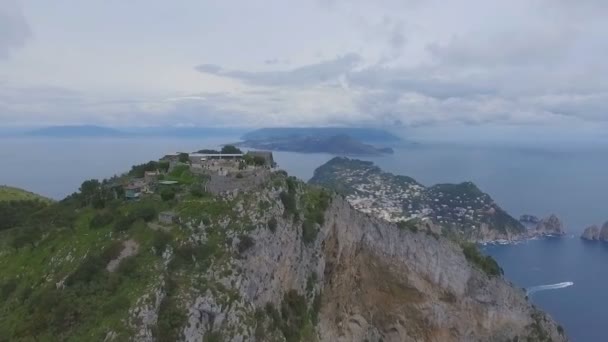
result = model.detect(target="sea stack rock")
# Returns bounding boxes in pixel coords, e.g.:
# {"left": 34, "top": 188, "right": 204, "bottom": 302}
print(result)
{"left": 535, "top": 214, "right": 566, "bottom": 236}
{"left": 599, "top": 222, "right": 608, "bottom": 241}
{"left": 581, "top": 225, "right": 600, "bottom": 240}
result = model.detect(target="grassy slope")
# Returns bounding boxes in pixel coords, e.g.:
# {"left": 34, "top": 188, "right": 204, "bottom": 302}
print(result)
{"left": 0, "top": 186, "right": 53, "bottom": 203}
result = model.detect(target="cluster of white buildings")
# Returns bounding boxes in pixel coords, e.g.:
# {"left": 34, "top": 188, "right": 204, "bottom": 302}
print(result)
{"left": 333, "top": 166, "right": 493, "bottom": 228}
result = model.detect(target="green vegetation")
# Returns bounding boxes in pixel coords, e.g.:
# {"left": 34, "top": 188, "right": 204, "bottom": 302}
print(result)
{"left": 397, "top": 219, "right": 419, "bottom": 233}
{"left": 128, "top": 160, "right": 160, "bottom": 178}
{"left": 300, "top": 187, "right": 331, "bottom": 245}
{"left": 267, "top": 217, "right": 278, "bottom": 233}
{"left": 269, "top": 290, "right": 320, "bottom": 342}
{"left": 221, "top": 145, "right": 242, "bottom": 154}
{"left": 166, "top": 164, "right": 196, "bottom": 185}
{"left": 237, "top": 235, "right": 255, "bottom": 255}
{"left": 461, "top": 242, "right": 503, "bottom": 277}
{"left": 161, "top": 188, "right": 176, "bottom": 201}
{"left": 524, "top": 311, "right": 554, "bottom": 342}
{"left": 155, "top": 277, "right": 187, "bottom": 342}
{"left": 178, "top": 152, "right": 190, "bottom": 163}
{"left": 0, "top": 186, "right": 52, "bottom": 203}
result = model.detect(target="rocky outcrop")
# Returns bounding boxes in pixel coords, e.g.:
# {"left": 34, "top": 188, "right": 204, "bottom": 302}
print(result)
{"left": 534, "top": 215, "right": 566, "bottom": 236}
{"left": 581, "top": 225, "right": 600, "bottom": 241}
{"left": 600, "top": 222, "right": 608, "bottom": 241}
{"left": 168, "top": 179, "right": 567, "bottom": 342}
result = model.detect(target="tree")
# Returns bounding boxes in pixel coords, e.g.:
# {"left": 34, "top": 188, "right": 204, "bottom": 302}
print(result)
{"left": 79, "top": 179, "right": 101, "bottom": 206}
{"left": 221, "top": 145, "right": 242, "bottom": 154}
{"left": 158, "top": 161, "right": 170, "bottom": 173}
{"left": 178, "top": 153, "right": 190, "bottom": 163}
{"left": 253, "top": 156, "right": 266, "bottom": 166}
{"left": 161, "top": 189, "right": 176, "bottom": 201}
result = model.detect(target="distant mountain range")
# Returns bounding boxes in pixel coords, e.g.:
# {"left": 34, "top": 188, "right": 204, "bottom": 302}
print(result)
{"left": 241, "top": 127, "right": 402, "bottom": 143}
{"left": 24, "top": 125, "right": 247, "bottom": 138}
{"left": 27, "top": 125, "right": 127, "bottom": 137}
{"left": 22, "top": 126, "right": 404, "bottom": 144}
{"left": 238, "top": 134, "right": 394, "bottom": 156}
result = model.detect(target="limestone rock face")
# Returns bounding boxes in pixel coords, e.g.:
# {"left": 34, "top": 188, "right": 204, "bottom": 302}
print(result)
{"left": 581, "top": 225, "right": 600, "bottom": 241}
{"left": 535, "top": 215, "right": 566, "bottom": 236}
{"left": 171, "top": 183, "right": 568, "bottom": 342}
{"left": 599, "top": 222, "right": 608, "bottom": 241}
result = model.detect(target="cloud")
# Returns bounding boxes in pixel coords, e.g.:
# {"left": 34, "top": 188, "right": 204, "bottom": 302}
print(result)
{"left": 0, "top": 0, "right": 30, "bottom": 59}
{"left": 196, "top": 53, "right": 362, "bottom": 87}
{"left": 426, "top": 28, "right": 577, "bottom": 68}
{"left": 3, "top": 0, "right": 608, "bottom": 130}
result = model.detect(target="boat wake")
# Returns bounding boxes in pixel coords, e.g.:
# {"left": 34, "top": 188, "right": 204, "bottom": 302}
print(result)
{"left": 527, "top": 282, "right": 574, "bottom": 295}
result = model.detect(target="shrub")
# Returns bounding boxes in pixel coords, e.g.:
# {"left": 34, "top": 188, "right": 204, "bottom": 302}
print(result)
{"left": 461, "top": 242, "right": 503, "bottom": 277}
{"left": 221, "top": 145, "right": 242, "bottom": 154}
{"left": 90, "top": 211, "right": 114, "bottom": 229}
{"left": 279, "top": 191, "right": 296, "bottom": 216}
{"left": 237, "top": 235, "right": 254, "bottom": 254}
{"left": 267, "top": 217, "right": 278, "bottom": 233}
{"left": 178, "top": 152, "right": 190, "bottom": 163}
{"left": 65, "top": 255, "right": 106, "bottom": 286}
{"left": 152, "top": 230, "right": 172, "bottom": 256}
{"left": 161, "top": 189, "right": 176, "bottom": 201}
{"left": 0, "top": 279, "right": 18, "bottom": 301}
{"left": 116, "top": 256, "right": 138, "bottom": 277}
{"left": 129, "top": 161, "right": 159, "bottom": 178}
{"left": 190, "top": 185, "right": 205, "bottom": 198}
{"left": 280, "top": 290, "right": 308, "bottom": 342}
{"left": 113, "top": 215, "right": 135, "bottom": 232}
{"left": 132, "top": 205, "right": 157, "bottom": 222}
{"left": 397, "top": 219, "right": 419, "bottom": 233}
{"left": 302, "top": 220, "right": 318, "bottom": 245}
{"left": 253, "top": 156, "right": 266, "bottom": 166}
{"left": 235, "top": 173, "right": 244, "bottom": 179}
{"left": 155, "top": 294, "right": 186, "bottom": 342}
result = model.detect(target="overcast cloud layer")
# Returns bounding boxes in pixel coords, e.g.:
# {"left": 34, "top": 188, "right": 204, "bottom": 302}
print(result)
{"left": 1, "top": 0, "right": 608, "bottom": 128}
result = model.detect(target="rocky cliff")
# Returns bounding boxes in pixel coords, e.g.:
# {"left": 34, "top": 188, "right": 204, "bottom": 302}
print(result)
{"left": 533, "top": 215, "right": 566, "bottom": 236}
{"left": 0, "top": 170, "right": 568, "bottom": 341}
{"left": 600, "top": 222, "right": 608, "bottom": 241}
{"left": 581, "top": 225, "right": 600, "bottom": 240}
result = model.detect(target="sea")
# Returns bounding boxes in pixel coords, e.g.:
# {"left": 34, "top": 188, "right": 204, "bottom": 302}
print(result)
{"left": 2, "top": 136, "right": 608, "bottom": 341}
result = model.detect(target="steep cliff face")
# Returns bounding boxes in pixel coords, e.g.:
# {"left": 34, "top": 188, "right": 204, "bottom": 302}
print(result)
{"left": 581, "top": 225, "right": 600, "bottom": 240}
{"left": 148, "top": 175, "right": 566, "bottom": 342}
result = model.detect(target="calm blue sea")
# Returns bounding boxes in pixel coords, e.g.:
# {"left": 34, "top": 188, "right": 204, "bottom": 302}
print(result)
{"left": 2, "top": 137, "right": 607, "bottom": 341}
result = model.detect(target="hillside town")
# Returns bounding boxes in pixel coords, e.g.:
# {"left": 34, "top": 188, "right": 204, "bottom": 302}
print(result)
{"left": 310, "top": 157, "right": 527, "bottom": 241}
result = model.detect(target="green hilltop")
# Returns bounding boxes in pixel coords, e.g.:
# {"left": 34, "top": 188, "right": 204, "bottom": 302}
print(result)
{"left": 0, "top": 186, "right": 53, "bottom": 203}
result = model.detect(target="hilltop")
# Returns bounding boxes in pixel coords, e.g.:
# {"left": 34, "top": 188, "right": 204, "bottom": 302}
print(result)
{"left": 0, "top": 153, "right": 567, "bottom": 341}
{"left": 309, "top": 157, "right": 530, "bottom": 243}
{"left": 0, "top": 185, "right": 52, "bottom": 203}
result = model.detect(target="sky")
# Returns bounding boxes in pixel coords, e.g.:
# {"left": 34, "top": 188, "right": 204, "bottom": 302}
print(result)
{"left": 1, "top": 0, "right": 608, "bottom": 130}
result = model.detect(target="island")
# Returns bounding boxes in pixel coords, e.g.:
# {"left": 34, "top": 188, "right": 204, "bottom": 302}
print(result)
{"left": 238, "top": 134, "right": 394, "bottom": 156}
{"left": 242, "top": 127, "right": 402, "bottom": 143}
{"left": 581, "top": 222, "right": 608, "bottom": 241}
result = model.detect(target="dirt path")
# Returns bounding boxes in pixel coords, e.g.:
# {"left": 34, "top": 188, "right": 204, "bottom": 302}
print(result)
{"left": 106, "top": 239, "right": 140, "bottom": 272}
